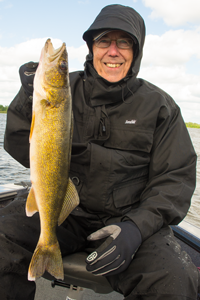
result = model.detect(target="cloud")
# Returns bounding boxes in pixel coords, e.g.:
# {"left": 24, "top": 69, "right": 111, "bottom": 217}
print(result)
{"left": 141, "top": 28, "right": 200, "bottom": 66}
{"left": 0, "top": 32, "right": 199, "bottom": 123}
{"left": 143, "top": 0, "right": 200, "bottom": 26}
{"left": 67, "top": 44, "right": 88, "bottom": 64}
{"left": 5, "top": 4, "right": 13, "bottom": 9}
{"left": 138, "top": 28, "right": 200, "bottom": 122}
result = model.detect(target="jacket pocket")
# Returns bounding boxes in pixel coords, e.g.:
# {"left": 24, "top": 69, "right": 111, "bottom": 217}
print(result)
{"left": 104, "top": 127, "right": 153, "bottom": 153}
{"left": 113, "top": 176, "right": 148, "bottom": 209}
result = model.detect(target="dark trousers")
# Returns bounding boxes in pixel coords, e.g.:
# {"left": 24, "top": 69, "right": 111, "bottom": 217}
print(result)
{"left": 0, "top": 195, "right": 199, "bottom": 300}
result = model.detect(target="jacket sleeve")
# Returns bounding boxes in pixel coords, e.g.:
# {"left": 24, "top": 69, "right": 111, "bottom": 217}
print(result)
{"left": 4, "top": 86, "right": 32, "bottom": 168}
{"left": 3, "top": 70, "right": 78, "bottom": 169}
{"left": 124, "top": 101, "right": 197, "bottom": 241}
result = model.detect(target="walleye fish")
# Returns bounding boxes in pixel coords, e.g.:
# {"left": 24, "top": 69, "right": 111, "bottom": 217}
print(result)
{"left": 26, "top": 39, "right": 79, "bottom": 281}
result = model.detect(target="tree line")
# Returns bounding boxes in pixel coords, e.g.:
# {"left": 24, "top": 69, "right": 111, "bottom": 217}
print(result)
{"left": 185, "top": 122, "right": 200, "bottom": 129}
{"left": 0, "top": 105, "right": 199, "bottom": 127}
{"left": 0, "top": 105, "right": 8, "bottom": 112}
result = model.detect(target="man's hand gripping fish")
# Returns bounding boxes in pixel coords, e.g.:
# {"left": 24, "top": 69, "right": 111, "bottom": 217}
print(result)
{"left": 26, "top": 39, "right": 79, "bottom": 281}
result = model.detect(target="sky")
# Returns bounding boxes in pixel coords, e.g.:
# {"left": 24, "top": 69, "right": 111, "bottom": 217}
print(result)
{"left": 0, "top": 0, "right": 200, "bottom": 123}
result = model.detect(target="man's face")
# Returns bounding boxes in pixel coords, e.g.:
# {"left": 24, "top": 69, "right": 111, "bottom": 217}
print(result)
{"left": 92, "top": 30, "right": 134, "bottom": 82}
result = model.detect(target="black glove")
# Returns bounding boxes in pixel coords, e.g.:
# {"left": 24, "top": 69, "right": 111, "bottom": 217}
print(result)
{"left": 86, "top": 221, "right": 142, "bottom": 276}
{"left": 19, "top": 62, "right": 38, "bottom": 97}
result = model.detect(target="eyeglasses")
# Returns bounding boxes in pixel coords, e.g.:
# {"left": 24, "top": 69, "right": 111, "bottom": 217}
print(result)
{"left": 94, "top": 37, "right": 133, "bottom": 49}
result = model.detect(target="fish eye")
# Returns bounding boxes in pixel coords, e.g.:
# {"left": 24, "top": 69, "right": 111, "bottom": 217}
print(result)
{"left": 60, "top": 61, "right": 67, "bottom": 70}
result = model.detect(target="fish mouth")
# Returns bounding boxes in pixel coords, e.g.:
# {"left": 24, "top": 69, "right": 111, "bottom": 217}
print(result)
{"left": 45, "top": 38, "right": 66, "bottom": 62}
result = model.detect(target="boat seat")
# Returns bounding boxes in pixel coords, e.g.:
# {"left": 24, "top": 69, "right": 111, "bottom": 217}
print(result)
{"left": 44, "top": 251, "right": 113, "bottom": 294}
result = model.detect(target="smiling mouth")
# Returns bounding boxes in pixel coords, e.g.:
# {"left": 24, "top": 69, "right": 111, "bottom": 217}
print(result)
{"left": 105, "top": 63, "right": 122, "bottom": 68}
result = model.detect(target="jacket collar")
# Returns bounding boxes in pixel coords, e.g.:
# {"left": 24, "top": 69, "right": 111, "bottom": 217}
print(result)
{"left": 84, "top": 61, "right": 139, "bottom": 107}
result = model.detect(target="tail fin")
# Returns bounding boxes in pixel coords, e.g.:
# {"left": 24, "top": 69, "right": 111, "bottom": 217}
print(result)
{"left": 28, "top": 240, "right": 64, "bottom": 281}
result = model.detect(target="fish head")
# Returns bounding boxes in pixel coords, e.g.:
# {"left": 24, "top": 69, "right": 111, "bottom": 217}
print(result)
{"left": 33, "top": 39, "right": 70, "bottom": 109}
{"left": 33, "top": 39, "right": 69, "bottom": 97}
{"left": 40, "top": 38, "right": 69, "bottom": 89}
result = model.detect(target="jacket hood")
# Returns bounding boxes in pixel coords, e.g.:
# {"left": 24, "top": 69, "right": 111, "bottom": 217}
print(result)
{"left": 83, "top": 4, "right": 146, "bottom": 79}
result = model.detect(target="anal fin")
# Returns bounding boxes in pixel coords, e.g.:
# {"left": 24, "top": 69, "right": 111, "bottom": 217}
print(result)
{"left": 58, "top": 178, "right": 80, "bottom": 226}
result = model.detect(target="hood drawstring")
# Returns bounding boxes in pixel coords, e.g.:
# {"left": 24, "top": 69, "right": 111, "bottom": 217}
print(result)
{"left": 121, "top": 81, "right": 135, "bottom": 104}
{"left": 94, "top": 105, "right": 109, "bottom": 139}
{"left": 99, "top": 105, "right": 108, "bottom": 136}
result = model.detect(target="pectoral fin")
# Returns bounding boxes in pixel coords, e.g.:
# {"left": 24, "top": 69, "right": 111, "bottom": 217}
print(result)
{"left": 40, "top": 99, "right": 50, "bottom": 107}
{"left": 26, "top": 187, "right": 39, "bottom": 217}
{"left": 58, "top": 178, "right": 80, "bottom": 226}
{"left": 29, "top": 112, "right": 35, "bottom": 141}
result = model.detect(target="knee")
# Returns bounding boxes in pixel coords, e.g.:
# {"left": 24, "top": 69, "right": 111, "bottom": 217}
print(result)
{"left": 110, "top": 227, "right": 199, "bottom": 299}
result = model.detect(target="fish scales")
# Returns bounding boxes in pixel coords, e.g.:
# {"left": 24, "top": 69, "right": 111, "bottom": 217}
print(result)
{"left": 26, "top": 39, "right": 79, "bottom": 281}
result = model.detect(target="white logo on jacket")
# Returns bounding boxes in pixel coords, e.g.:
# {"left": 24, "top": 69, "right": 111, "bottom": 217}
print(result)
{"left": 125, "top": 120, "right": 136, "bottom": 124}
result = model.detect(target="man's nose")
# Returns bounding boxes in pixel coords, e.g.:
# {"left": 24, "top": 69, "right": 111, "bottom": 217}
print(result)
{"left": 107, "top": 41, "right": 120, "bottom": 55}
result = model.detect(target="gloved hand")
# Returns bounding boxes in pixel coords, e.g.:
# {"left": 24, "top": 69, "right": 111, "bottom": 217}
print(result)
{"left": 86, "top": 221, "right": 142, "bottom": 276}
{"left": 19, "top": 62, "right": 38, "bottom": 96}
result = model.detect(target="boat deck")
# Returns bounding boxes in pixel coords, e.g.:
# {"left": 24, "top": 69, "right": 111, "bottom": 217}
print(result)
{"left": 0, "top": 183, "right": 200, "bottom": 299}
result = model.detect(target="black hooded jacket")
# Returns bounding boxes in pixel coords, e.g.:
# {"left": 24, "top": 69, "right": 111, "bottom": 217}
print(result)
{"left": 4, "top": 5, "right": 196, "bottom": 241}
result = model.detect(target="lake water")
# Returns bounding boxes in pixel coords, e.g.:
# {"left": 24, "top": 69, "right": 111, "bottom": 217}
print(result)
{"left": 0, "top": 113, "right": 30, "bottom": 185}
{"left": 0, "top": 113, "right": 200, "bottom": 228}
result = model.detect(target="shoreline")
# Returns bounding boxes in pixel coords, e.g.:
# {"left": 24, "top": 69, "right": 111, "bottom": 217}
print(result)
{"left": 0, "top": 112, "right": 199, "bottom": 128}
{"left": 186, "top": 123, "right": 200, "bottom": 129}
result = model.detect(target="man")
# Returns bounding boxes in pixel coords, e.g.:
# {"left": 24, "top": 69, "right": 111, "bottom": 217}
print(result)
{"left": 2, "top": 4, "right": 199, "bottom": 300}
